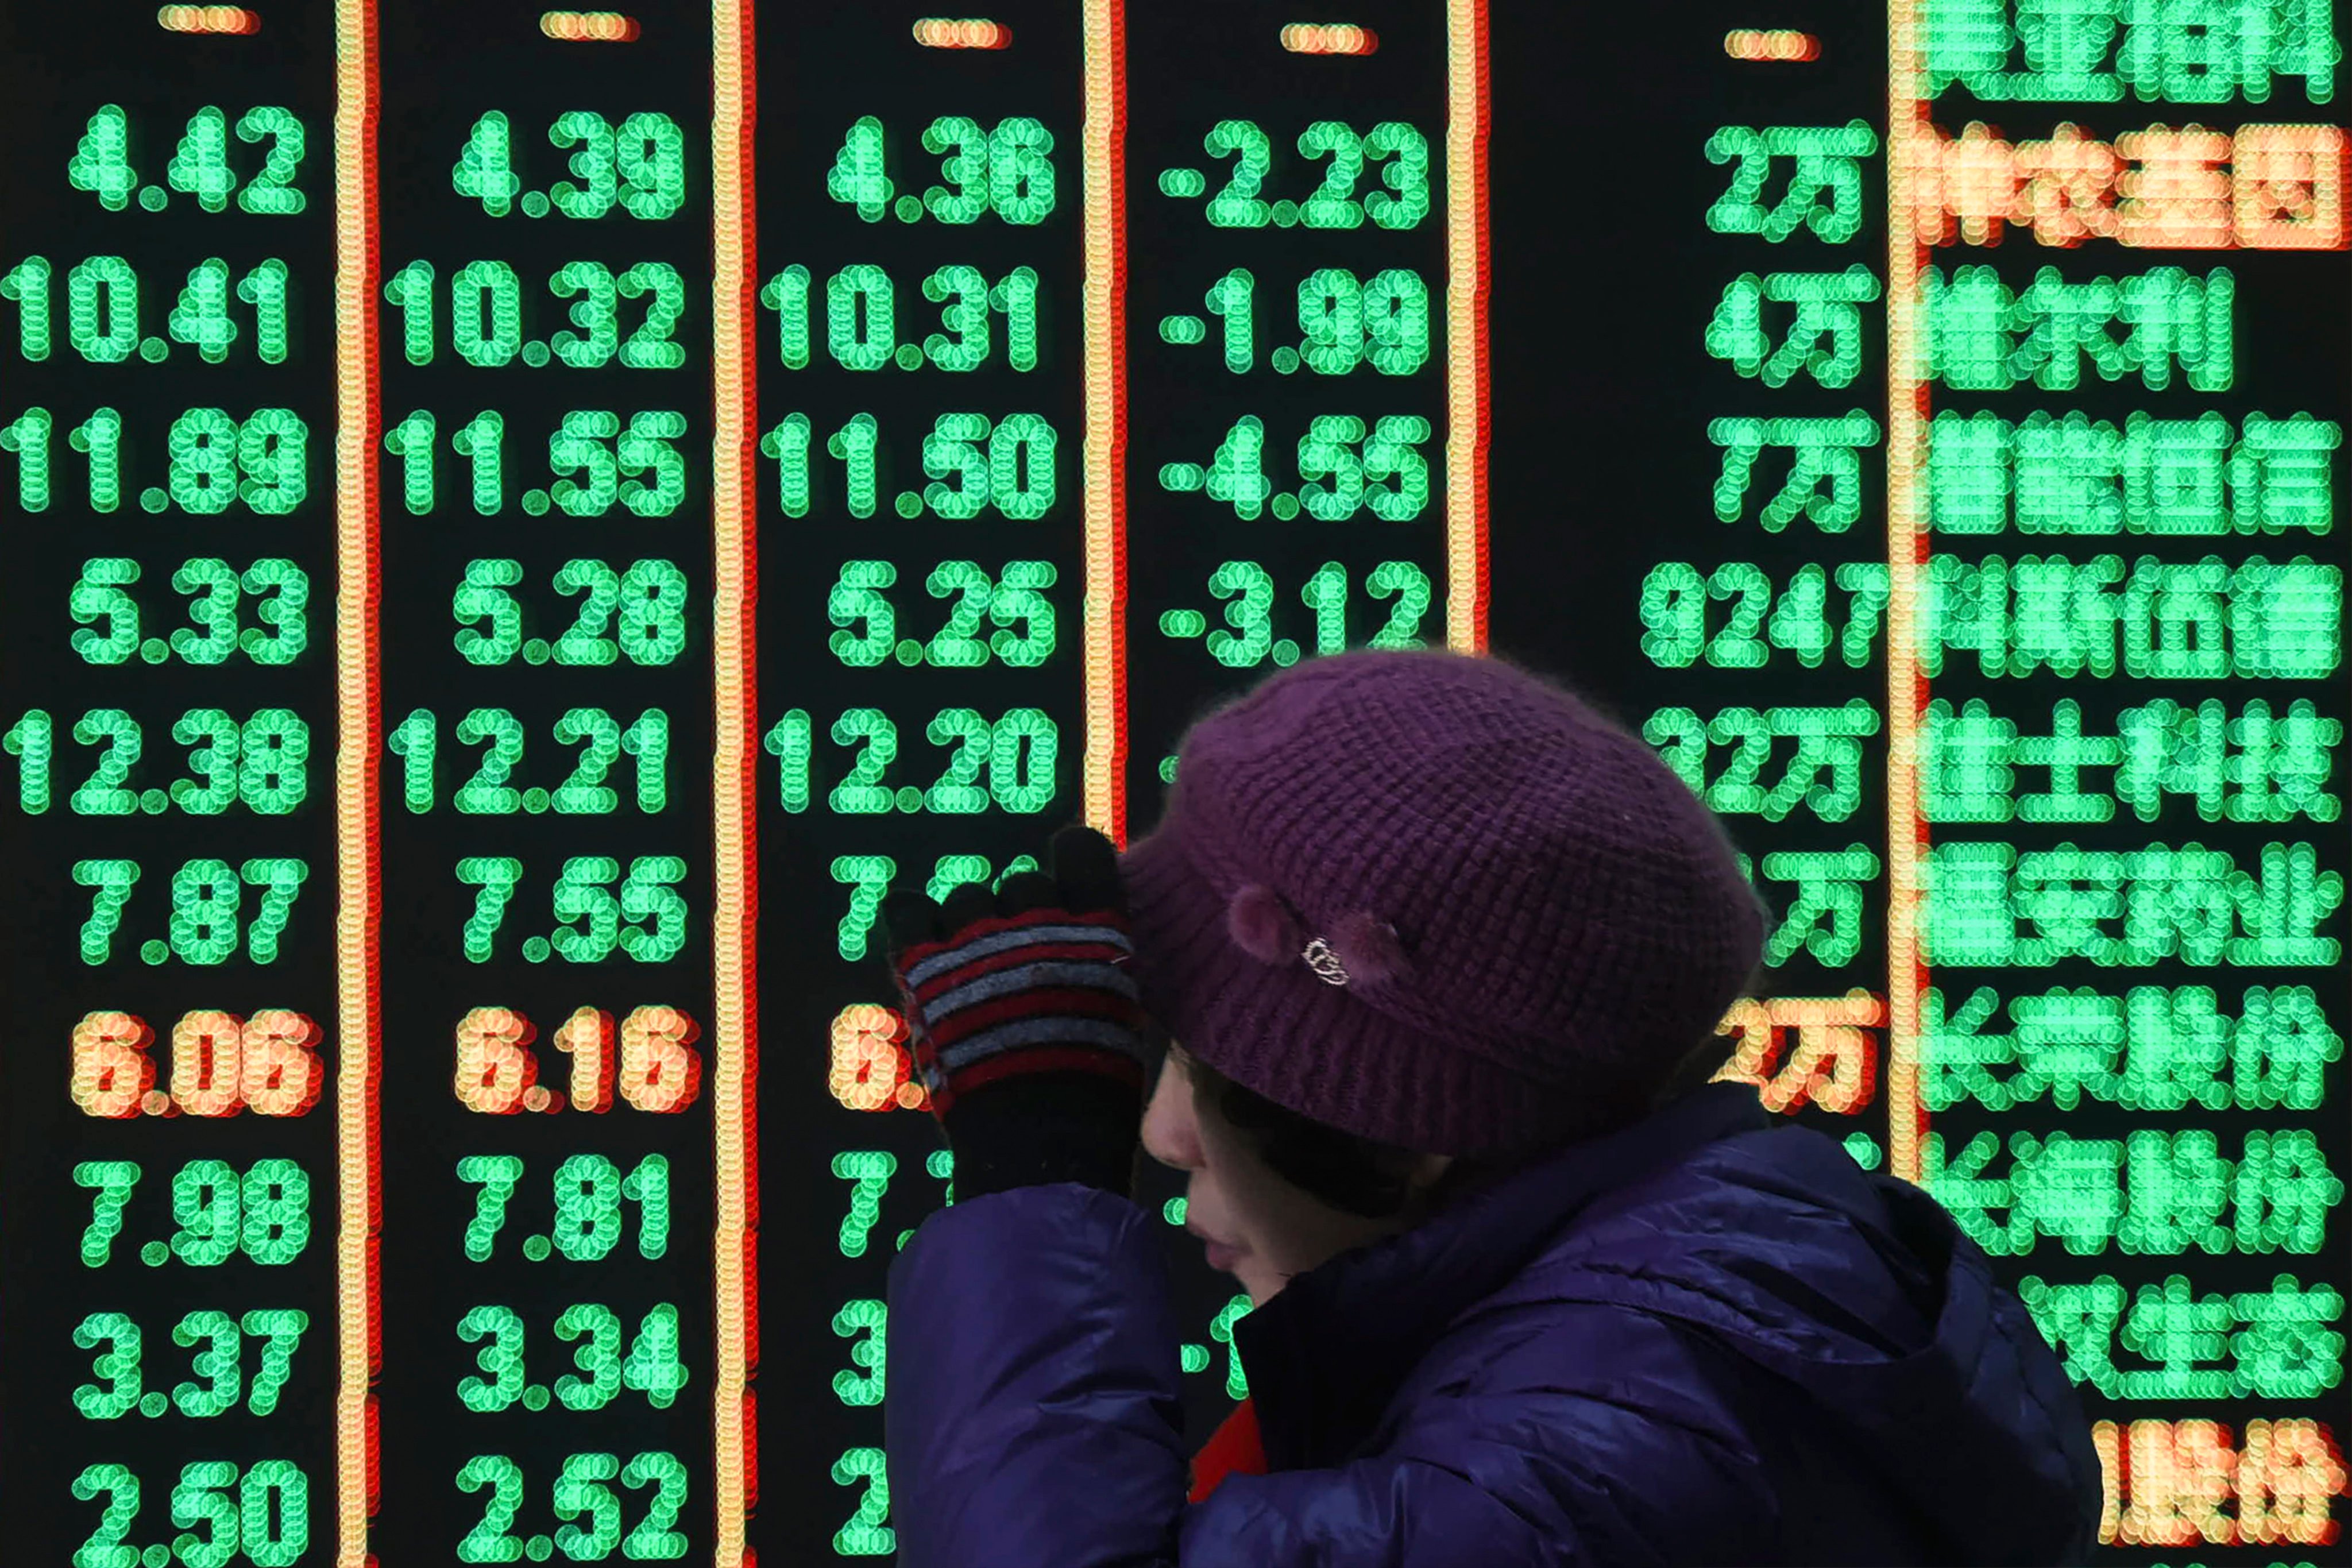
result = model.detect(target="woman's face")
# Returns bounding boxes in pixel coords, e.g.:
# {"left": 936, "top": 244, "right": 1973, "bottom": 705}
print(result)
{"left": 1141, "top": 1042, "right": 1450, "bottom": 1306}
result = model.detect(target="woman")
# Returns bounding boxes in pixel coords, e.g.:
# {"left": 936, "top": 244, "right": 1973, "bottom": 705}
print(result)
{"left": 882, "top": 649, "right": 2102, "bottom": 1566}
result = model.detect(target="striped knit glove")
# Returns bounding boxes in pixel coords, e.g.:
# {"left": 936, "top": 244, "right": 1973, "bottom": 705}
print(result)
{"left": 882, "top": 824, "right": 1153, "bottom": 1200}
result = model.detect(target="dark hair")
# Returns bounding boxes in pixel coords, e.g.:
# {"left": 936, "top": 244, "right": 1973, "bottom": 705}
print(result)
{"left": 1180, "top": 1017, "right": 1746, "bottom": 1221}
{"left": 1180, "top": 1053, "right": 1515, "bottom": 1220}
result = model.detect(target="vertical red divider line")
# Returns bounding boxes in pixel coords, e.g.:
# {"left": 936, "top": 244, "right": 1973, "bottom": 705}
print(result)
{"left": 1083, "top": 0, "right": 1128, "bottom": 841}
{"left": 1446, "top": 0, "right": 1490, "bottom": 651}
{"left": 710, "top": 0, "right": 759, "bottom": 1557}
{"left": 1884, "top": 1, "right": 1929, "bottom": 1185}
{"left": 332, "top": 0, "right": 383, "bottom": 1561}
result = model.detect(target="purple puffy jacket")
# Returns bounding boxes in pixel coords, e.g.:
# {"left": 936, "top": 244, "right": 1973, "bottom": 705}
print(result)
{"left": 886, "top": 1082, "right": 2105, "bottom": 1566}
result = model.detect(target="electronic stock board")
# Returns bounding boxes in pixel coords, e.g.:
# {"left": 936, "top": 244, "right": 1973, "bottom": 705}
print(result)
{"left": 0, "top": 1, "right": 2343, "bottom": 1562}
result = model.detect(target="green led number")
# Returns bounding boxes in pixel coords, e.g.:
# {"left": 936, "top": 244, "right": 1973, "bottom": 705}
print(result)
{"left": 828, "top": 115, "right": 1056, "bottom": 225}
{"left": 828, "top": 115, "right": 893, "bottom": 221}
{"left": 71, "top": 1311, "right": 144, "bottom": 1419}
{"left": 1, "top": 255, "right": 50, "bottom": 361}
{"left": 456, "top": 1454, "right": 526, "bottom": 1564}
{"left": 454, "top": 858, "right": 523, "bottom": 963}
{"left": 167, "top": 407, "right": 308, "bottom": 515}
{"left": 169, "top": 107, "right": 237, "bottom": 213}
{"left": 451, "top": 110, "right": 682, "bottom": 219}
{"left": 616, "top": 558, "right": 688, "bottom": 662}
{"left": 554, "top": 558, "right": 621, "bottom": 664}
{"left": 617, "top": 262, "right": 685, "bottom": 367}
{"left": 548, "top": 410, "right": 686, "bottom": 518}
{"left": 615, "top": 113, "right": 686, "bottom": 219}
{"left": 760, "top": 412, "right": 812, "bottom": 516}
{"left": 921, "top": 412, "right": 1056, "bottom": 520}
{"left": 760, "top": 265, "right": 810, "bottom": 368}
{"left": 554, "top": 1153, "right": 623, "bottom": 1261}
{"left": 384, "top": 262, "right": 435, "bottom": 366}
{"left": 551, "top": 260, "right": 616, "bottom": 367}
{"left": 75, "top": 1161, "right": 142, "bottom": 1267}
{"left": 4, "top": 709, "right": 51, "bottom": 813}
{"left": 68, "top": 256, "right": 137, "bottom": 363}
{"left": 453, "top": 261, "right": 522, "bottom": 367}
{"left": 386, "top": 409, "right": 436, "bottom": 512}
{"left": 763, "top": 710, "right": 812, "bottom": 813}
{"left": 457, "top": 1304, "right": 526, "bottom": 1412}
{"left": 456, "top": 1154, "right": 524, "bottom": 1262}
{"left": 452, "top": 558, "right": 523, "bottom": 665}
{"left": 486, "top": 856, "right": 688, "bottom": 964}
{"left": 69, "top": 856, "right": 306, "bottom": 964}
{"left": 986, "top": 117, "right": 1054, "bottom": 223}
{"left": 920, "top": 115, "right": 989, "bottom": 223}
{"left": 235, "top": 107, "right": 307, "bottom": 215}
{"left": 71, "top": 1461, "right": 307, "bottom": 1568}
{"left": 68, "top": 709, "right": 140, "bottom": 814}
{"left": 1207, "top": 560, "right": 1275, "bottom": 666}
{"left": 157, "top": 1158, "right": 308, "bottom": 1265}
{"left": 64, "top": 104, "right": 308, "bottom": 216}
{"left": 0, "top": 405, "right": 50, "bottom": 510}
{"left": 827, "top": 264, "right": 894, "bottom": 370}
{"left": 71, "top": 1463, "right": 140, "bottom": 1565}
{"left": 1169, "top": 416, "right": 1426, "bottom": 522}
{"left": 458, "top": 1452, "right": 688, "bottom": 1563}
{"left": 827, "top": 559, "right": 1056, "bottom": 669}
{"left": 551, "top": 111, "right": 616, "bottom": 218}
{"left": 453, "top": 410, "right": 504, "bottom": 513}
{"left": 453, "top": 708, "right": 525, "bottom": 814}
{"left": 453, "top": 112, "right": 523, "bottom": 216}
{"left": 556, "top": 1453, "right": 625, "bottom": 1559}
{"left": 68, "top": 105, "right": 139, "bottom": 211}
{"left": 173, "top": 859, "right": 240, "bottom": 963}
{"left": 832, "top": 412, "right": 881, "bottom": 517}
{"left": 1362, "top": 122, "right": 1431, "bottom": 229}
{"left": 1196, "top": 120, "right": 1425, "bottom": 229}
{"left": 10, "top": 706, "right": 301, "bottom": 818}
{"left": 922, "top": 265, "right": 993, "bottom": 372}
{"left": 171, "top": 257, "right": 237, "bottom": 363}
{"left": 1298, "top": 269, "right": 1428, "bottom": 376}
{"left": 787, "top": 708, "right": 1059, "bottom": 815}
{"left": 1204, "top": 120, "right": 1271, "bottom": 227}
{"left": 388, "top": 708, "right": 666, "bottom": 814}
{"left": 1297, "top": 121, "right": 1365, "bottom": 228}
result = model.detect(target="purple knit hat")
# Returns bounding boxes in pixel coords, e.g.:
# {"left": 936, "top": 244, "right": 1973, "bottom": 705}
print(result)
{"left": 1120, "top": 650, "right": 1766, "bottom": 1161}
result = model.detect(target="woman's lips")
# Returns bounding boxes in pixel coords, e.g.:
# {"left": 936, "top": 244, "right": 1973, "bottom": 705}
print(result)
{"left": 1188, "top": 1223, "right": 1243, "bottom": 1273}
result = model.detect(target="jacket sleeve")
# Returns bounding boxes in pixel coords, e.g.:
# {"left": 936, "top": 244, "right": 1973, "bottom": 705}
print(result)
{"left": 886, "top": 1184, "right": 1781, "bottom": 1568}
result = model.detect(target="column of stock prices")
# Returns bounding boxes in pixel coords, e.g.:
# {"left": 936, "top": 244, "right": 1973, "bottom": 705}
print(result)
{"left": 1, "top": 2, "right": 2344, "bottom": 1563}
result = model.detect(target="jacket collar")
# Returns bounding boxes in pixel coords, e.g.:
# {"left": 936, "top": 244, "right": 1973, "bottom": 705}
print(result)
{"left": 1234, "top": 1082, "right": 1775, "bottom": 1471}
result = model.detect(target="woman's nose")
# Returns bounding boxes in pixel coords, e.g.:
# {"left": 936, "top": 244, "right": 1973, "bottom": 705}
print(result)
{"left": 1140, "top": 1058, "right": 1202, "bottom": 1171}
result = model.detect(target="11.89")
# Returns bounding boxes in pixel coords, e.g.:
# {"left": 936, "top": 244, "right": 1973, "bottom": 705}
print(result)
{"left": 2, "top": 406, "right": 306, "bottom": 514}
